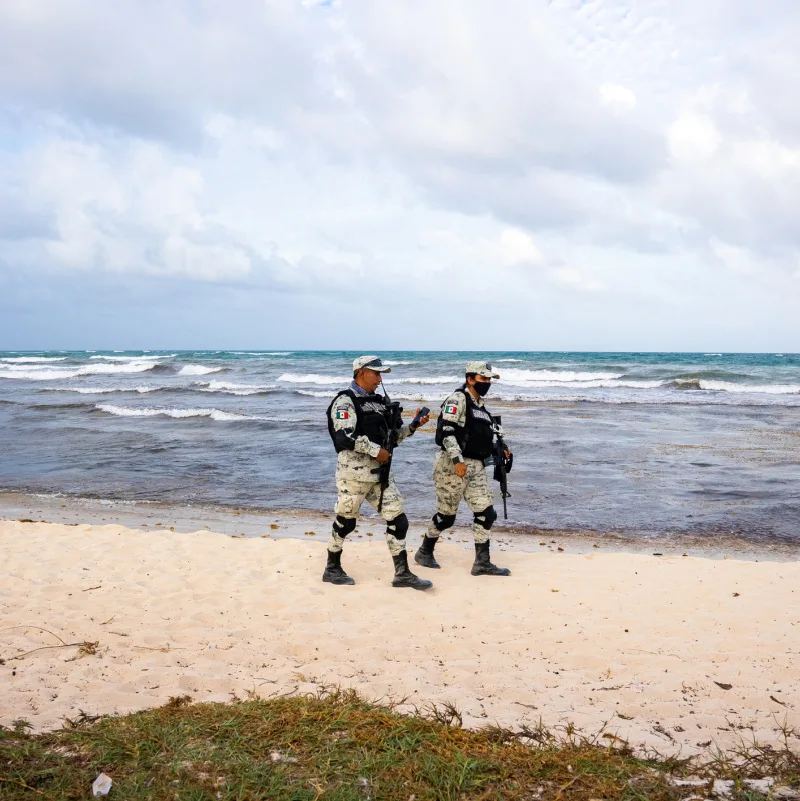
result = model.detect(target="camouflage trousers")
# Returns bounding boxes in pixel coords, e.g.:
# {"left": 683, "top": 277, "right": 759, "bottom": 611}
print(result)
{"left": 427, "top": 451, "right": 494, "bottom": 544}
{"left": 329, "top": 473, "right": 406, "bottom": 556}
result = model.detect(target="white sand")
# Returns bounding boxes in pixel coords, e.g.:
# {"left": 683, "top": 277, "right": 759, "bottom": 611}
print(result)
{"left": 1, "top": 519, "right": 798, "bottom": 754}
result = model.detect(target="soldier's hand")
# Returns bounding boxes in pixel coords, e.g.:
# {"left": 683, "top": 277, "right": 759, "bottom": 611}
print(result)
{"left": 454, "top": 462, "right": 467, "bottom": 478}
{"left": 376, "top": 448, "right": 391, "bottom": 464}
{"left": 505, "top": 449, "right": 512, "bottom": 459}
{"left": 417, "top": 409, "right": 431, "bottom": 427}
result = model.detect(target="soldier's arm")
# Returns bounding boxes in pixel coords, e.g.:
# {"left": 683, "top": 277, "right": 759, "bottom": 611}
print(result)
{"left": 331, "top": 396, "right": 381, "bottom": 458}
{"left": 440, "top": 393, "right": 467, "bottom": 463}
{"left": 396, "top": 423, "right": 414, "bottom": 445}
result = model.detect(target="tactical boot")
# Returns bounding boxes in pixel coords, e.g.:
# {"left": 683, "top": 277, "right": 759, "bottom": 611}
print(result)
{"left": 414, "top": 535, "right": 441, "bottom": 569}
{"left": 322, "top": 549, "right": 355, "bottom": 585}
{"left": 471, "top": 541, "right": 511, "bottom": 576}
{"left": 391, "top": 551, "right": 433, "bottom": 590}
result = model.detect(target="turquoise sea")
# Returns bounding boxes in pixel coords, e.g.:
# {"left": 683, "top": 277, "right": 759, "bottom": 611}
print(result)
{"left": 0, "top": 350, "right": 798, "bottom": 542}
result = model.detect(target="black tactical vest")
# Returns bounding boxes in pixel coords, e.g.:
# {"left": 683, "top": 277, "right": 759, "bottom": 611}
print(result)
{"left": 327, "top": 390, "right": 390, "bottom": 452}
{"left": 435, "top": 387, "right": 496, "bottom": 460}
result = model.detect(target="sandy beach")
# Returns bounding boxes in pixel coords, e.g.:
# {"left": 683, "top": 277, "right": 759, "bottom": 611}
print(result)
{"left": 2, "top": 517, "right": 798, "bottom": 756}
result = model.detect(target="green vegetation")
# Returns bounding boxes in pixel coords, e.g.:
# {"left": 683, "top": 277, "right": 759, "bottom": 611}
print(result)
{"left": 1, "top": 689, "right": 797, "bottom": 799}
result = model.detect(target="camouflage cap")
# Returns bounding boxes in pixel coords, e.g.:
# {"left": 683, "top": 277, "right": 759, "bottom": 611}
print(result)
{"left": 465, "top": 361, "right": 500, "bottom": 379}
{"left": 352, "top": 355, "right": 392, "bottom": 373}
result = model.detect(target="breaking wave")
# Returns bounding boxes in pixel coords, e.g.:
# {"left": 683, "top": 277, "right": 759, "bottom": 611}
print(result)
{"left": 94, "top": 403, "right": 311, "bottom": 423}
{"left": 278, "top": 373, "right": 344, "bottom": 385}
{"left": 51, "top": 385, "right": 162, "bottom": 394}
{"left": 196, "top": 381, "right": 277, "bottom": 396}
{"left": 499, "top": 368, "right": 624, "bottom": 385}
{"left": 698, "top": 380, "right": 800, "bottom": 394}
{"left": 0, "top": 356, "right": 67, "bottom": 363}
{"left": 384, "top": 375, "right": 460, "bottom": 385}
{"left": 0, "top": 362, "right": 160, "bottom": 381}
{"left": 90, "top": 354, "right": 175, "bottom": 361}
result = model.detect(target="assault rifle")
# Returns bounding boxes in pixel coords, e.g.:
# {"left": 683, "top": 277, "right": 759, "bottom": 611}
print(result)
{"left": 376, "top": 392, "right": 404, "bottom": 513}
{"left": 375, "top": 394, "right": 429, "bottom": 512}
{"left": 491, "top": 414, "right": 513, "bottom": 519}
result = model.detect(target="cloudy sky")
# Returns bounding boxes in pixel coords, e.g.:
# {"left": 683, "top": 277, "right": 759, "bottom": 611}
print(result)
{"left": 1, "top": 0, "right": 798, "bottom": 351}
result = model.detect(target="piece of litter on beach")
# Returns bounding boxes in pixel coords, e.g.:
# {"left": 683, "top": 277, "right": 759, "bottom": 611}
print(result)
{"left": 92, "top": 772, "right": 112, "bottom": 796}
{"left": 270, "top": 524, "right": 279, "bottom": 530}
{"left": 714, "top": 681, "right": 733, "bottom": 690}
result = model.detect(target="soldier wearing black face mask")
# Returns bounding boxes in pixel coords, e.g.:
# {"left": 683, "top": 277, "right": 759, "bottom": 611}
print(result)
{"left": 414, "top": 361, "right": 512, "bottom": 576}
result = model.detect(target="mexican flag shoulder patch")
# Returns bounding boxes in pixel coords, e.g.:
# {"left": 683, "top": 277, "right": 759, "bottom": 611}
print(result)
{"left": 335, "top": 409, "right": 349, "bottom": 420}
{"left": 444, "top": 402, "right": 458, "bottom": 416}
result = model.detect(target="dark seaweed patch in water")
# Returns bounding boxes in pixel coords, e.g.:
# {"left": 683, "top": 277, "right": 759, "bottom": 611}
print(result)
{"left": 690, "top": 462, "right": 714, "bottom": 467}
{"left": 675, "top": 370, "right": 752, "bottom": 381}
{"left": 688, "top": 488, "right": 777, "bottom": 499}
{"left": 666, "top": 379, "right": 701, "bottom": 390}
{"left": 28, "top": 402, "right": 94, "bottom": 412}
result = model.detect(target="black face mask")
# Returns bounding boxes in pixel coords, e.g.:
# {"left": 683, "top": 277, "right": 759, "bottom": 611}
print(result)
{"left": 473, "top": 381, "right": 491, "bottom": 397}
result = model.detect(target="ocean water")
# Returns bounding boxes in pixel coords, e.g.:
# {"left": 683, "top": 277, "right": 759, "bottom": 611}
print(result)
{"left": 0, "top": 350, "right": 798, "bottom": 543}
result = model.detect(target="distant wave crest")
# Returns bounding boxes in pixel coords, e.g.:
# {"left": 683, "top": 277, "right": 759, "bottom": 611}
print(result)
{"left": 95, "top": 403, "right": 309, "bottom": 423}
{"left": 197, "top": 380, "right": 276, "bottom": 395}
{"left": 0, "top": 356, "right": 67, "bottom": 363}
{"left": 0, "top": 361, "right": 159, "bottom": 381}
{"left": 90, "top": 354, "right": 175, "bottom": 361}
{"left": 278, "top": 372, "right": 344, "bottom": 385}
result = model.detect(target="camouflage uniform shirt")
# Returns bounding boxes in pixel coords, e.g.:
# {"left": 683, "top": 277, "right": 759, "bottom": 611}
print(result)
{"left": 330, "top": 381, "right": 414, "bottom": 483}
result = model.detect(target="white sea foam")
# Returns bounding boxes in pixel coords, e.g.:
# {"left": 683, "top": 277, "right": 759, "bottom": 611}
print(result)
{"left": 53, "top": 386, "right": 160, "bottom": 394}
{"left": 79, "top": 362, "right": 160, "bottom": 375}
{"left": 698, "top": 380, "right": 800, "bottom": 394}
{"left": 197, "top": 380, "right": 275, "bottom": 395}
{"left": 499, "top": 368, "right": 624, "bottom": 385}
{"left": 0, "top": 361, "right": 159, "bottom": 381}
{"left": 385, "top": 375, "right": 460, "bottom": 385}
{"left": 278, "top": 372, "right": 344, "bottom": 385}
{"left": 95, "top": 403, "right": 304, "bottom": 422}
{"left": 0, "top": 369, "right": 78, "bottom": 381}
{"left": 703, "top": 353, "right": 723, "bottom": 357}
{"left": 0, "top": 356, "right": 67, "bottom": 363}
{"left": 90, "top": 354, "right": 175, "bottom": 361}
{"left": 514, "top": 379, "right": 662, "bottom": 390}
{"left": 295, "top": 388, "right": 438, "bottom": 402}
{"left": 178, "top": 365, "right": 224, "bottom": 376}
{"left": 497, "top": 358, "right": 524, "bottom": 362}
{"left": 383, "top": 360, "right": 416, "bottom": 366}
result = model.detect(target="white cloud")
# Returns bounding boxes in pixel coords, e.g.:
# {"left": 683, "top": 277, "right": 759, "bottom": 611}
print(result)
{"left": 498, "top": 229, "right": 545, "bottom": 266}
{"left": 0, "top": 0, "right": 799, "bottom": 347}
{"left": 599, "top": 82, "right": 637, "bottom": 111}
{"left": 667, "top": 111, "right": 722, "bottom": 161}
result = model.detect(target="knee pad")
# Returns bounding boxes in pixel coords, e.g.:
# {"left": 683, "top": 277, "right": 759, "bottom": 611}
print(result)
{"left": 473, "top": 505, "right": 497, "bottom": 531}
{"left": 386, "top": 513, "right": 409, "bottom": 540}
{"left": 432, "top": 512, "right": 456, "bottom": 532}
{"left": 333, "top": 515, "right": 357, "bottom": 538}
